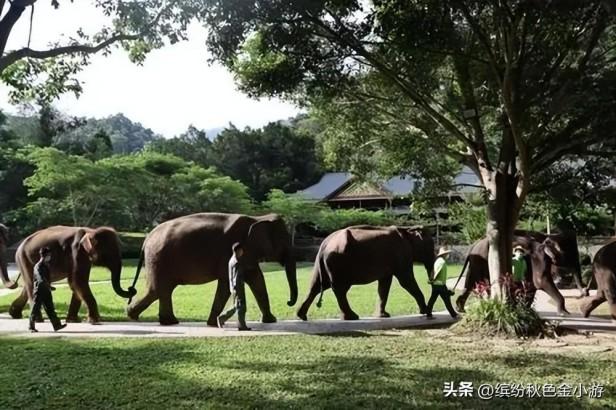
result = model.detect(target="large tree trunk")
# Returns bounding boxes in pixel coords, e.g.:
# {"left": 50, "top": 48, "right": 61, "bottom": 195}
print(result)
{"left": 485, "top": 170, "right": 519, "bottom": 299}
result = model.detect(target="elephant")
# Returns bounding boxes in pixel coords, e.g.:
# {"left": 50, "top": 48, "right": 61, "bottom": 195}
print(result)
{"left": 0, "top": 223, "right": 18, "bottom": 289}
{"left": 296, "top": 225, "right": 435, "bottom": 321}
{"left": 455, "top": 230, "right": 585, "bottom": 313}
{"left": 580, "top": 240, "right": 616, "bottom": 320}
{"left": 126, "top": 212, "right": 297, "bottom": 326}
{"left": 8, "top": 226, "right": 135, "bottom": 323}
{"left": 523, "top": 237, "right": 568, "bottom": 312}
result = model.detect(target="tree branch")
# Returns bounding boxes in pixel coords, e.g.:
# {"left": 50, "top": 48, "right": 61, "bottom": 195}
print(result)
{"left": 302, "top": 9, "right": 476, "bottom": 152}
{"left": 0, "top": 33, "right": 140, "bottom": 72}
{"left": 0, "top": 0, "right": 37, "bottom": 57}
{"left": 0, "top": 0, "right": 174, "bottom": 74}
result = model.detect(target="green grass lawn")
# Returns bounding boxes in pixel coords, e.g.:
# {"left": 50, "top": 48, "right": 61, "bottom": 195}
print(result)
{"left": 0, "top": 332, "right": 613, "bottom": 409}
{"left": 0, "top": 262, "right": 463, "bottom": 322}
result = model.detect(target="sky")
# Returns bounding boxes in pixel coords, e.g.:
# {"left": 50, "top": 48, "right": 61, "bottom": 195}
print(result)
{"left": 0, "top": 2, "right": 300, "bottom": 137}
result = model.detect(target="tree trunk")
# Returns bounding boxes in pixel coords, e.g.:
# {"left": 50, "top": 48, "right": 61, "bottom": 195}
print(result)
{"left": 485, "top": 170, "right": 519, "bottom": 299}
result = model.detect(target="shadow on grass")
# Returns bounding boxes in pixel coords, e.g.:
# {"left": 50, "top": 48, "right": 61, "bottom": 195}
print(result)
{"left": 0, "top": 337, "right": 610, "bottom": 410}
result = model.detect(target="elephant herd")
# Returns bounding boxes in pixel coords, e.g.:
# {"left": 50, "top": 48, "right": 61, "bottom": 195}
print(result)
{"left": 1, "top": 213, "right": 615, "bottom": 326}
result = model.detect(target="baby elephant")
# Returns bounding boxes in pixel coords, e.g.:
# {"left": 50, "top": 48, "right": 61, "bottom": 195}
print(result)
{"left": 297, "top": 225, "right": 435, "bottom": 321}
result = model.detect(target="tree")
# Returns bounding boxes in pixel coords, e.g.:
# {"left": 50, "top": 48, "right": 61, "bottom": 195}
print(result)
{"left": 10, "top": 148, "right": 253, "bottom": 233}
{"left": 145, "top": 125, "right": 213, "bottom": 167}
{"left": 0, "top": 0, "right": 205, "bottom": 104}
{"left": 0, "top": 112, "right": 32, "bottom": 216}
{"left": 202, "top": 1, "right": 616, "bottom": 296}
{"left": 261, "top": 189, "right": 325, "bottom": 245}
{"left": 210, "top": 122, "right": 322, "bottom": 200}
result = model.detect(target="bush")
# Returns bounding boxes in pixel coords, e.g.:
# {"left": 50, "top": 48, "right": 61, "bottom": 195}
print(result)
{"left": 456, "top": 297, "right": 545, "bottom": 338}
{"left": 455, "top": 278, "right": 546, "bottom": 338}
{"left": 314, "top": 208, "right": 402, "bottom": 232}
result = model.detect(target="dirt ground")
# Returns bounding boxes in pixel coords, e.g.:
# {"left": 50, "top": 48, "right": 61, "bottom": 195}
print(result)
{"left": 411, "top": 328, "right": 616, "bottom": 354}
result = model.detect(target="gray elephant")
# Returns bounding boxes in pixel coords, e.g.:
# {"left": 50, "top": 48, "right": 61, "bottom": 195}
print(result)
{"left": 9, "top": 226, "right": 135, "bottom": 323}
{"left": 0, "top": 223, "right": 18, "bottom": 289}
{"left": 296, "top": 225, "right": 434, "bottom": 321}
{"left": 455, "top": 230, "right": 584, "bottom": 313}
{"left": 580, "top": 240, "right": 616, "bottom": 320}
{"left": 126, "top": 212, "right": 297, "bottom": 326}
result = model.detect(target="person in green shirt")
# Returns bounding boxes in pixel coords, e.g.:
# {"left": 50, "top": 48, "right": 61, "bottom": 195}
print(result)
{"left": 426, "top": 247, "right": 458, "bottom": 319}
{"left": 512, "top": 246, "right": 528, "bottom": 283}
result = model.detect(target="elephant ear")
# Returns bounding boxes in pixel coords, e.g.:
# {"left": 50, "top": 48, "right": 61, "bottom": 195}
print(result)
{"left": 542, "top": 238, "right": 562, "bottom": 264}
{"left": 247, "top": 220, "right": 274, "bottom": 259}
{"left": 72, "top": 229, "right": 95, "bottom": 258}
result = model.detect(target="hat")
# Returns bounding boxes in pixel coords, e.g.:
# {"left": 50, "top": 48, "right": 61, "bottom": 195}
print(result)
{"left": 513, "top": 246, "right": 526, "bottom": 253}
{"left": 436, "top": 247, "right": 452, "bottom": 258}
{"left": 39, "top": 247, "right": 51, "bottom": 256}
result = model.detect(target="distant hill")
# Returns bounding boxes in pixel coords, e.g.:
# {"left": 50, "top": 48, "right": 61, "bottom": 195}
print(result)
{"left": 6, "top": 113, "right": 162, "bottom": 154}
{"left": 57, "top": 114, "right": 162, "bottom": 153}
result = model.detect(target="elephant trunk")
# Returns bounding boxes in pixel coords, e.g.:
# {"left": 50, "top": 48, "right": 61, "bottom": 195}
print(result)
{"left": 0, "top": 257, "right": 17, "bottom": 289}
{"left": 0, "top": 244, "right": 17, "bottom": 289}
{"left": 284, "top": 251, "right": 298, "bottom": 306}
{"left": 110, "top": 260, "right": 136, "bottom": 299}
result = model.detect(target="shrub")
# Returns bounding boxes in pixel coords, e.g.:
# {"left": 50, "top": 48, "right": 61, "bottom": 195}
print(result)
{"left": 455, "top": 277, "right": 546, "bottom": 338}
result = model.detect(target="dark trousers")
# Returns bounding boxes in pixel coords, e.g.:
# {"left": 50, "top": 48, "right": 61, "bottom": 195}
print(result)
{"left": 427, "top": 284, "right": 458, "bottom": 318}
{"left": 218, "top": 285, "right": 247, "bottom": 328}
{"left": 29, "top": 287, "right": 62, "bottom": 330}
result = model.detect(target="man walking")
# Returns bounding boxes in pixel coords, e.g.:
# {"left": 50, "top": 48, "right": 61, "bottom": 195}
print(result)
{"left": 217, "top": 242, "right": 251, "bottom": 331}
{"left": 29, "top": 247, "right": 66, "bottom": 332}
{"left": 426, "top": 246, "right": 458, "bottom": 319}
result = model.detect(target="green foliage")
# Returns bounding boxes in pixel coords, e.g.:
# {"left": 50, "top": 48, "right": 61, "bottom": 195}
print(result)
{"left": 210, "top": 122, "right": 322, "bottom": 200}
{"left": 7, "top": 148, "right": 252, "bottom": 233}
{"left": 261, "top": 189, "right": 325, "bottom": 243}
{"left": 314, "top": 208, "right": 402, "bottom": 233}
{"left": 261, "top": 189, "right": 405, "bottom": 237}
{"left": 145, "top": 125, "right": 212, "bottom": 167}
{"left": 456, "top": 297, "right": 545, "bottom": 338}
{"left": 448, "top": 200, "right": 487, "bottom": 243}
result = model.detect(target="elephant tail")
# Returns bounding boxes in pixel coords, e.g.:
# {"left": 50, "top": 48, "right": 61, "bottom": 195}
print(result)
{"left": 452, "top": 252, "right": 470, "bottom": 291}
{"left": 127, "top": 249, "right": 145, "bottom": 304}
{"left": 315, "top": 254, "right": 327, "bottom": 309}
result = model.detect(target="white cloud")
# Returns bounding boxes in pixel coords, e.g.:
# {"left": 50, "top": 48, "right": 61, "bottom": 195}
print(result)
{"left": 0, "top": 2, "right": 300, "bottom": 137}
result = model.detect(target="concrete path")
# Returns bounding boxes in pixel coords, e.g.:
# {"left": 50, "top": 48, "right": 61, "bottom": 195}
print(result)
{"left": 0, "top": 312, "right": 457, "bottom": 338}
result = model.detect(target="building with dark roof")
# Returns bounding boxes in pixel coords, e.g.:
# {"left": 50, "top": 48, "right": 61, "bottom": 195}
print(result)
{"left": 298, "top": 167, "right": 482, "bottom": 214}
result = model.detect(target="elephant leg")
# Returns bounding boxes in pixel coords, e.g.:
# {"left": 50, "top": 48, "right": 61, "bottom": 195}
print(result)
{"left": 297, "top": 275, "right": 329, "bottom": 321}
{"left": 535, "top": 274, "right": 568, "bottom": 315}
{"left": 66, "top": 292, "right": 82, "bottom": 323}
{"left": 207, "top": 280, "right": 232, "bottom": 327}
{"left": 606, "top": 292, "right": 616, "bottom": 321}
{"left": 332, "top": 283, "right": 358, "bottom": 320}
{"left": 127, "top": 286, "right": 158, "bottom": 321}
{"left": 73, "top": 282, "right": 101, "bottom": 324}
{"left": 8, "top": 288, "right": 28, "bottom": 319}
{"left": 456, "top": 289, "right": 471, "bottom": 313}
{"left": 158, "top": 284, "right": 179, "bottom": 325}
{"left": 375, "top": 276, "right": 393, "bottom": 318}
{"left": 580, "top": 291, "right": 606, "bottom": 318}
{"left": 245, "top": 268, "right": 277, "bottom": 324}
{"left": 395, "top": 272, "right": 428, "bottom": 314}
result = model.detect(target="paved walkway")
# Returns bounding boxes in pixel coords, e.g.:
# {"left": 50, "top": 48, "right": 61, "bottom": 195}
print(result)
{"left": 0, "top": 313, "right": 457, "bottom": 338}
